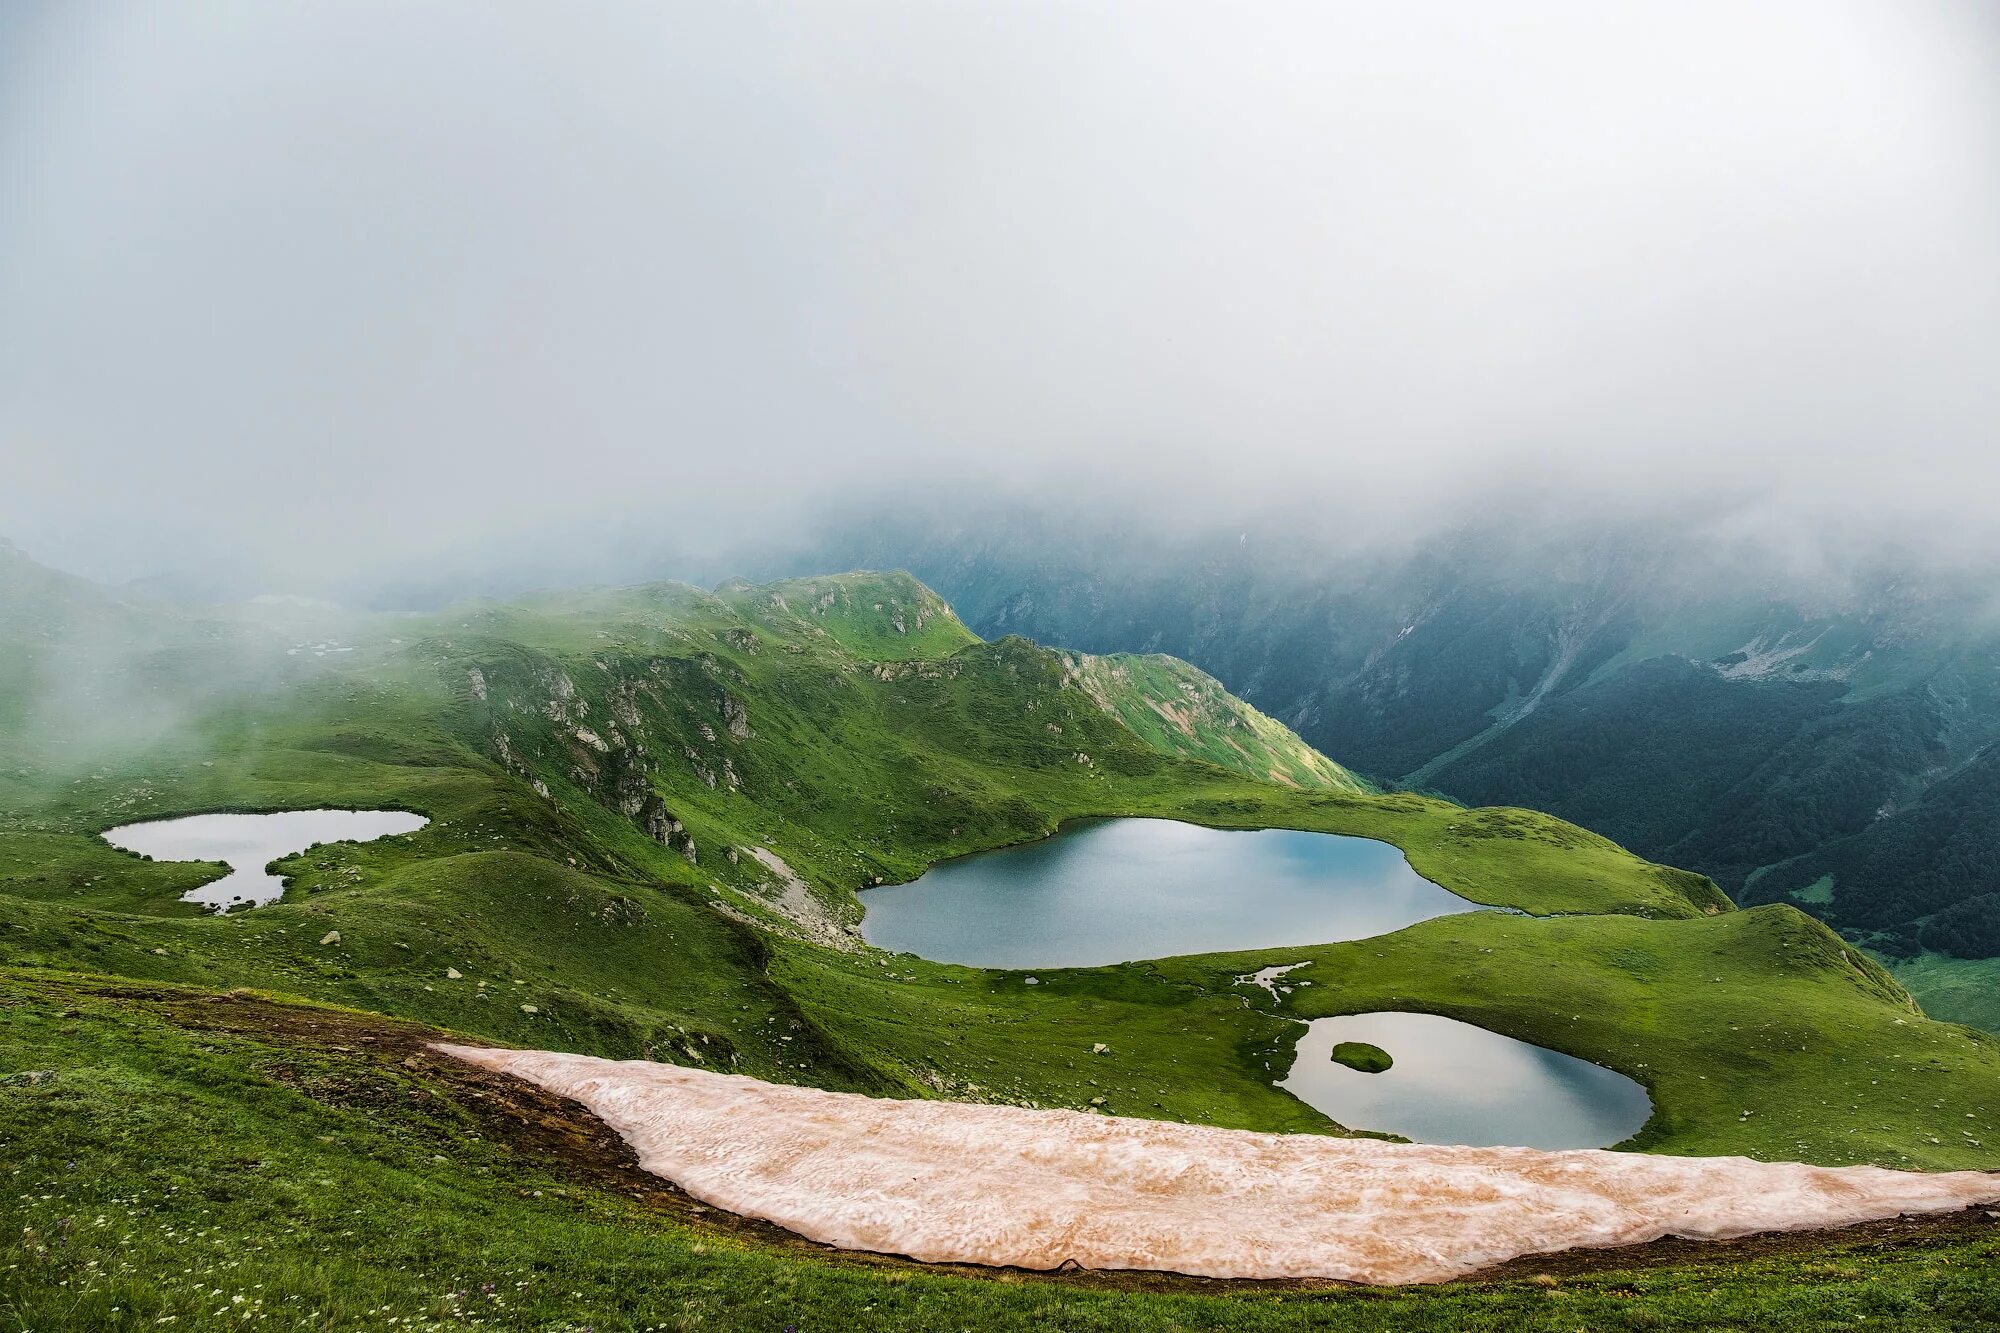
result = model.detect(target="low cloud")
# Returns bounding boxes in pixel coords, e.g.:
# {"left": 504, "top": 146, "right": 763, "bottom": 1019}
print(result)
{"left": 2, "top": 1, "right": 1996, "bottom": 596}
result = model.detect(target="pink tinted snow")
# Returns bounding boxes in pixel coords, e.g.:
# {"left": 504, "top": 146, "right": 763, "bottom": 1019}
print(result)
{"left": 440, "top": 1044, "right": 1998, "bottom": 1285}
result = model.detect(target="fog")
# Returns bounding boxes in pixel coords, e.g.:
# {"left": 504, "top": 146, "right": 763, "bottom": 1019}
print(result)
{"left": 3, "top": 1, "right": 1997, "bottom": 598}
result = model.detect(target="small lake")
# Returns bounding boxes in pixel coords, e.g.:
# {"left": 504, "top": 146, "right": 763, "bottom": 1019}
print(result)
{"left": 1282, "top": 1011, "right": 1652, "bottom": 1149}
{"left": 101, "top": 809, "right": 429, "bottom": 910}
{"left": 859, "top": 818, "right": 1484, "bottom": 968}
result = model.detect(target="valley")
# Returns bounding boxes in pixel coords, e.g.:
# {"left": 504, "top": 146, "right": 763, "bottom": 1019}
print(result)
{"left": 11, "top": 2, "right": 1999, "bottom": 1322}
{"left": 805, "top": 514, "right": 2000, "bottom": 1025}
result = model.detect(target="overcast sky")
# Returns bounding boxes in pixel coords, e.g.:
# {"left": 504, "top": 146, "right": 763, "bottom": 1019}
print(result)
{"left": 3, "top": 1, "right": 1997, "bottom": 591}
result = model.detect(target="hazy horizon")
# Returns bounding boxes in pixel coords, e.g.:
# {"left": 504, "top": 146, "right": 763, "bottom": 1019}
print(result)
{"left": 4, "top": 2, "right": 1998, "bottom": 595}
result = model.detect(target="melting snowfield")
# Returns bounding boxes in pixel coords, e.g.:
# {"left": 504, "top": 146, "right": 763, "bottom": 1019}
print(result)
{"left": 441, "top": 1045, "right": 1998, "bottom": 1285}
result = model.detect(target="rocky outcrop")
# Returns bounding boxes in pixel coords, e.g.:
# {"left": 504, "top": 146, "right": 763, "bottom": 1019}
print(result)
{"left": 466, "top": 646, "right": 754, "bottom": 856}
{"left": 737, "top": 847, "right": 860, "bottom": 951}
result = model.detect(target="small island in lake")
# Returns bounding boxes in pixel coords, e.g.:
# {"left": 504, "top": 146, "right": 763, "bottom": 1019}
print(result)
{"left": 1330, "top": 1041, "right": 1394, "bottom": 1074}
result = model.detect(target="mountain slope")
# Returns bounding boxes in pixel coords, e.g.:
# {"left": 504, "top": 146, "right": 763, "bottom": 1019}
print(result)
{"left": 1751, "top": 739, "right": 2000, "bottom": 956}
{"left": 4, "top": 549, "right": 1999, "bottom": 1326}
{"left": 1428, "top": 656, "right": 1948, "bottom": 889}
{"left": 1062, "top": 651, "right": 1367, "bottom": 793}
{"left": 799, "top": 513, "right": 2000, "bottom": 1002}
{"left": 722, "top": 570, "right": 979, "bottom": 660}
{"left": 0, "top": 538, "right": 310, "bottom": 802}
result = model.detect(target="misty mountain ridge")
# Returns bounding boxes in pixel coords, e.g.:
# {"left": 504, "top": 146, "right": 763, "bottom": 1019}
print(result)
{"left": 792, "top": 509, "right": 2000, "bottom": 993}
{"left": 10, "top": 517, "right": 1999, "bottom": 1017}
{"left": 0, "top": 545, "right": 1360, "bottom": 805}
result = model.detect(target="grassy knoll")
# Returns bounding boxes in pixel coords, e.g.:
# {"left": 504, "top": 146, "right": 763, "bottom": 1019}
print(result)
{"left": 1330, "top": 1041, "right": 1393, "bottom": 1073}
{"left": 804, "top": 901, "right": 2000, "bottom": 1171}
{"left": 5, "top": 973, "right": 1998, "bottom": 1333}
{"left": 766, "top": 940, "right": 1332, "bottom": 1131}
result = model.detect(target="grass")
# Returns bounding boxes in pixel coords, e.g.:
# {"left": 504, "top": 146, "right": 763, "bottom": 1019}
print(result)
{"left": 5, "top": 974, "right": 1998, "bottom": 1333}
{"left": 1059, "top": 651, "right": 1368, "bottom": 792}
{"left": 1330, "top": 1041, "right": 1393, "bottom": 1073}
{"left": 2, "top": 558, "right": 1997, "bottom": 1327}
{"left": 1891, "top": 953, "right": 2000, "bottom": 1034}
{"left": 1151, "top": 907, "right": 2000, "bottom": 1170}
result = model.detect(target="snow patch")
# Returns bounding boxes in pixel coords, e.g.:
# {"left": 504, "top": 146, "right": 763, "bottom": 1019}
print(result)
{"left": 439, "top": 1045, "right": 2000, "bottom": 1285}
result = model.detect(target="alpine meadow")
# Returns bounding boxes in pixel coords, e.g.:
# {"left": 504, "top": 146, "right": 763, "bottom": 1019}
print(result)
{"left": 4, "top": 3, "right": 1999, "bottom": 1329}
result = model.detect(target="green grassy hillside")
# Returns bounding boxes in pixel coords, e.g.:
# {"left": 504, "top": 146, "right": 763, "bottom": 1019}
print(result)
{"left": 2, "top": 552, "right": 1996, "bottom": 1329}
{"left": 811, "top": 517, "right": 2000, "bottom": 1018}
{"left": 6, "top": 972, "right": 1997, "bottom": 1333}
{"left": 1063, "top": 651, "right": 1368, "bottom": 792}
